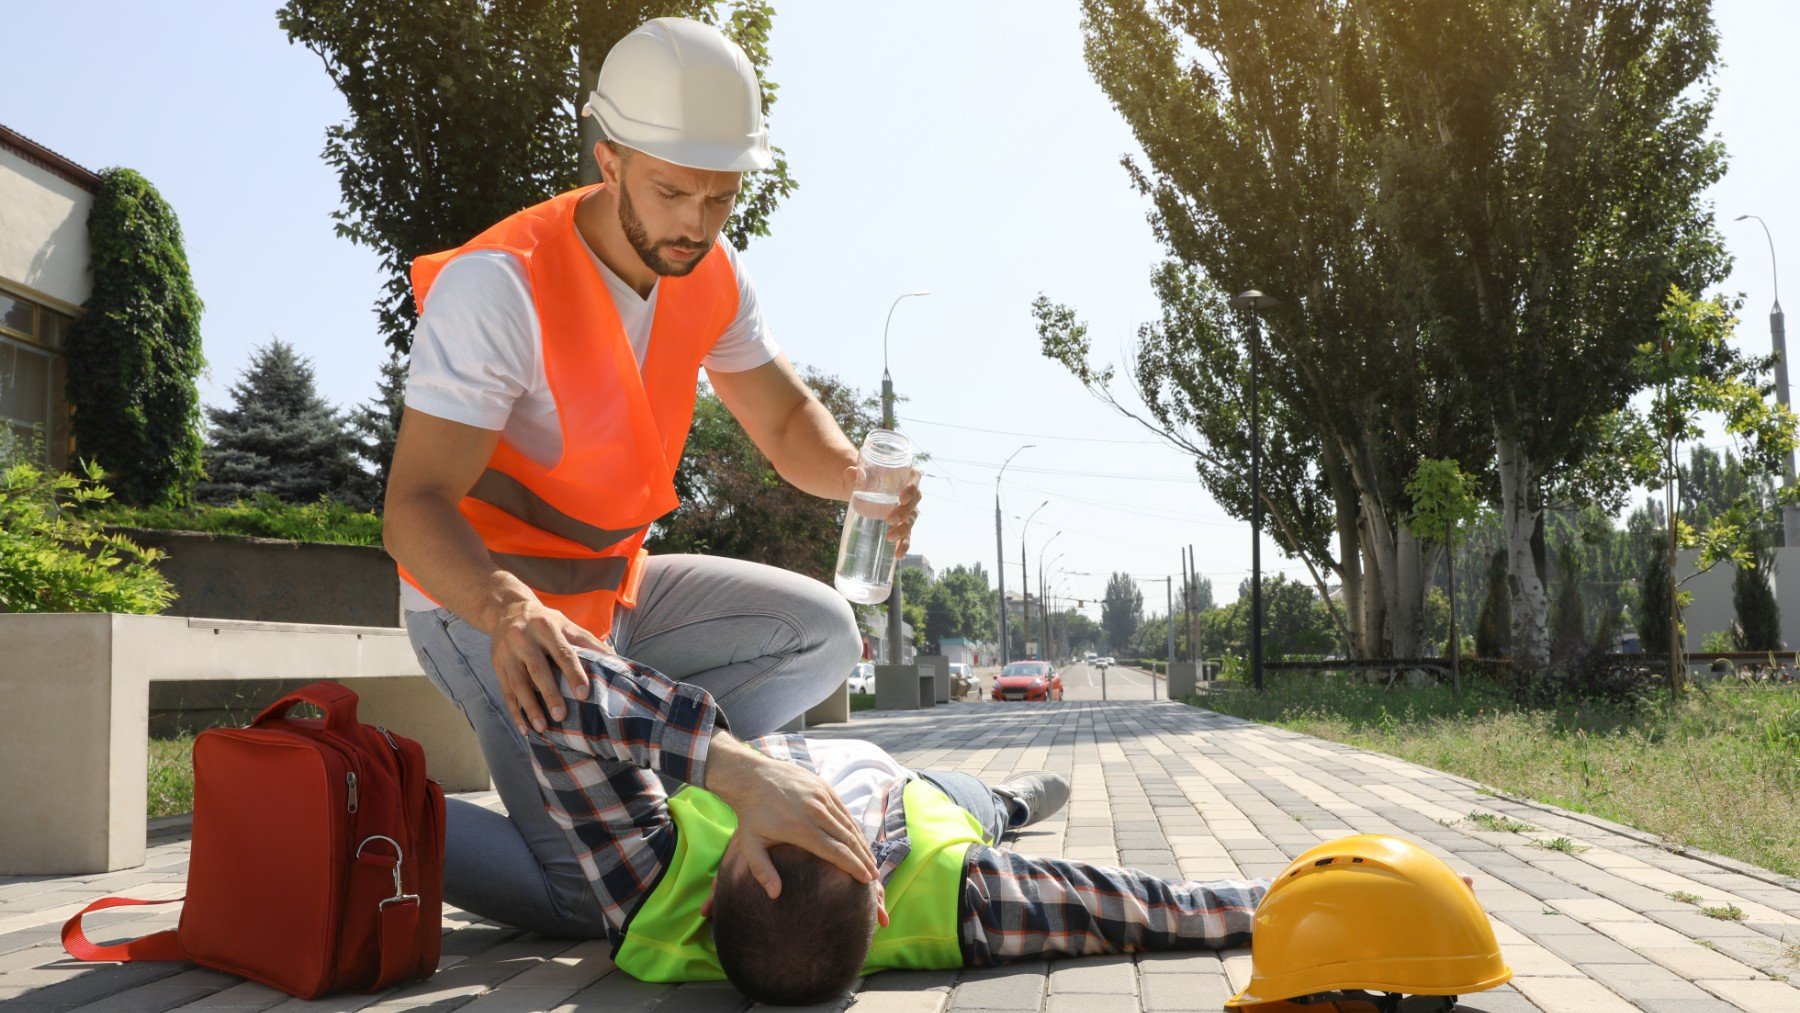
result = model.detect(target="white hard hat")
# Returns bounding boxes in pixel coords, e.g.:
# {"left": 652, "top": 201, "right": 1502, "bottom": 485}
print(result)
{"left": 582, "top": 17, "right": 772, "bottom": 173}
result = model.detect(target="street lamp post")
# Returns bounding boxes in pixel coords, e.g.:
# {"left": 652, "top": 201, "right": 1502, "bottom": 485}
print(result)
{"left": 881, "top": 290, "right": 929, "bottom": 664}
{"left": 1038, "top": 534, "right": 1064, "bottom": 659}
{"left": 995, "top": 445, "right": 1035, "bottom": 665}
{"left": 1736, "top": 215, "right": 1795, "bottom": 546}
{"left": 1021, "top": 502, "right": 1049, "bottom": 657}
{"left": 1231, "top": 289, "right": 1280, "bottom": 692}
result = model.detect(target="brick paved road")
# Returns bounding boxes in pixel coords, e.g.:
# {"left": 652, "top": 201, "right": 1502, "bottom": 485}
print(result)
{"left": 3, "top": 699, "right": 1796, "bottom": 1011}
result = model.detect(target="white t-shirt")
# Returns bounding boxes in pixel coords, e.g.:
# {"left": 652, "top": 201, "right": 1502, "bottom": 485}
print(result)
{"left": 808, "top": 739, "right": 914, "bottom": 824}
{"left": 399, "top": 240, "right": 780, "bottom": 613}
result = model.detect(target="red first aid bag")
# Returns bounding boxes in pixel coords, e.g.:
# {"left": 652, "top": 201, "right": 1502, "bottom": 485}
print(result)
{"left": 62, "top": 681, "right": 446, "bottom": 999}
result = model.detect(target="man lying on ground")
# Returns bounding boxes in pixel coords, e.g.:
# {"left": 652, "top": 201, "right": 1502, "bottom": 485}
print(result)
{"left": 524, "top": 650, "right": 1269, "bottom": 1005}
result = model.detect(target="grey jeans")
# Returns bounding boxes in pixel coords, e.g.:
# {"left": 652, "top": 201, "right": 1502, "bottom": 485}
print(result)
{"left": 404, "top": 553, "right": 862, "bottom": 937}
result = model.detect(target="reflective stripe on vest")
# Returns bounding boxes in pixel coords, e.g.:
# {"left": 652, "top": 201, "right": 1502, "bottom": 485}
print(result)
{"left": 395, "top": 185, "right": 738, "bottom": 639}
{"left": 613, "top": 779, "right": 987, "bottom": 983}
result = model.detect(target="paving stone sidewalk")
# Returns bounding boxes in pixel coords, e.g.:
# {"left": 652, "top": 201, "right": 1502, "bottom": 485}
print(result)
{"left": 2, "top": 699, "right": 1797, "bottom": 1012}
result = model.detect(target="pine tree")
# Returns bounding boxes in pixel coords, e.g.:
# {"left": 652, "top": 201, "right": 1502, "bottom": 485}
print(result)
{"left": 1476, "top": 549, "right": 1511, "bottom": 658}
{"left": 1550, "top": 541, "right": 1587, "bottom": 663}
{"left": 199, "top": 340, "right": 363, "bottom": 506}
{"left": 346, "top": 350, "right": 407, "bottom": 511}
{"left": 1637, "top": 550, "right": 1673, "bottom": 655}
{"left": 1732, "top": 534, "right": 1782, "bottom": 651}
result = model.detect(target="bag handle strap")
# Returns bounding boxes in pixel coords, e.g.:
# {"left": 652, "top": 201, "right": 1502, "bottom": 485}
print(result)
{"left": 253, "top": 680, "right": 359, "bottom": 733}
{"left": 371, "top": 896, "right": 422, "bottom": 990}
{"left": 62, "top": 896, "right": 186, "bottom": 963}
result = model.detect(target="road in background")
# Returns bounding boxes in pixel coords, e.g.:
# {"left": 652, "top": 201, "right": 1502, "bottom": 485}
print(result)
{"left": 1060, "top": 661, "right": 1159, "bottom": 702}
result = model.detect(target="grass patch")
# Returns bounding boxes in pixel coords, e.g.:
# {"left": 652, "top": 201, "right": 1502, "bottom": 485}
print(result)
{"left": 1668, "top": 891, "right": 1704, "bottom": 905}
{"left": 1465, "top": 811, "right": 1536, "bottom": 833}
{"left": 148, "top": 735, "right": 196, "bottom": 819}
{"left": 850, "top": 692, "right": 877, "bottom": 713}
{"left": 1190, "top": 676, "right": 1800, "bottom": 877}
{"left": 1701, "top": 903, "right": 1747, "bottom": 921}
{"left": 1530, "top": 836, "right": 1590, "bottom": 854}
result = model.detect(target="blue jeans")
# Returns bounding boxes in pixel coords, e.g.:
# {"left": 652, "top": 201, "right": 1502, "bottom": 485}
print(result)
{"left": 918, "top": 770, "right": 1012, "bottom": 846}
{"left": 405, "top": 553, "right": 861, "bottom": 937}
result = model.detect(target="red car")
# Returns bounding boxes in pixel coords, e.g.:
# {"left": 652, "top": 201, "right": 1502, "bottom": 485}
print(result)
{"left": 991, "top": 661, "right": 1063, "bottom": 702}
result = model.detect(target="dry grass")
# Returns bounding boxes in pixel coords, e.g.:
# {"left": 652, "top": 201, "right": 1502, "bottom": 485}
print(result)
{"left": 1193, "top": 677, "right": 1800, "bottom": 877}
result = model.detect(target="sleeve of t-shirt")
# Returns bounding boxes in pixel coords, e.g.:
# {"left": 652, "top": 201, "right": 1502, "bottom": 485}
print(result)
{"left": 402, "top": 250, "right": 540, "bottom": 430}
{"left": 702, "top": 243, "right": 782, "bottom": 373}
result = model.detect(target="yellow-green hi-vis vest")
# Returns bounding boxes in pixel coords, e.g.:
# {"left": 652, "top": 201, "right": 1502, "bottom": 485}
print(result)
{"left": 613, "top": 778, "right": 987, "bottom": 982}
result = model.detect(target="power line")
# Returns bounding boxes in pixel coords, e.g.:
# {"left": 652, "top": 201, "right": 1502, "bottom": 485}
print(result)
{"left": 899, "top": 415, "right": 1163, "bottom": 446}
{"left": 931, "top": 454, "right": 1200, "bottom": 485}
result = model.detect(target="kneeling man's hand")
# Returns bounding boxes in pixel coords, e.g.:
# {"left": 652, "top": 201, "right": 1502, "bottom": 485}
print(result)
{"left": 707, "top": 735, "right": 879, "bottom": 899}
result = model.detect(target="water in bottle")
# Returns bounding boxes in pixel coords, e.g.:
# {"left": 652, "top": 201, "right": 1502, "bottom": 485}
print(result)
{"left": 833, "top": 429, "right": 914, "bottom": 604}
{"left": 835, "top": 490, "right": 901, "bottom": 603}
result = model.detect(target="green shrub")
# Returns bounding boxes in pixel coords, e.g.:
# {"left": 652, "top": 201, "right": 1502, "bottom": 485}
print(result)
{"left": 93, "top": 493, "right": 382, "bottom": 546}
{"left": 0, "top": 453, "right": 174, "bottom": 613}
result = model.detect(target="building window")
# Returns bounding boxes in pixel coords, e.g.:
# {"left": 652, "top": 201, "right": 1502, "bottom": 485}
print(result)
{"left": 0, "top": 286, "right": 71, "bottom": 462}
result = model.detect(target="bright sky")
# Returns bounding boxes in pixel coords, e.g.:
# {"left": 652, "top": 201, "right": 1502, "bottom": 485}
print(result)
{"left": 9, "top": 1, "right": 1796, "bottom": 618}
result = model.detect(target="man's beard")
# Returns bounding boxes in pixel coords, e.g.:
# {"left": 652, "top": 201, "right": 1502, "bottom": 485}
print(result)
{"left": 617, "top": 183, "right": 710, "bottom": 278}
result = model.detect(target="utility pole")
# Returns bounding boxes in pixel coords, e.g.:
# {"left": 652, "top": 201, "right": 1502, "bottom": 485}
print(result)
{"left": 1188, "top": 544, "right": 1200, "bottom": 678}
{"left": 1163, "top": 575, "right": 1172, "bottom": 701}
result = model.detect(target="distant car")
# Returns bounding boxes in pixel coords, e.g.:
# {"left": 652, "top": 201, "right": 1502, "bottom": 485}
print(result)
{"left": 991, "top": 661, "right": 1064, "bottom": 702}
{"left": 847, "top": 662, "right": 875, "bottom": 694}
{"left": 1098, "top": 656, "right": 1116, "bottom": 667}
{"left": 948, "top": 662, "right": 978, "bottom": 699}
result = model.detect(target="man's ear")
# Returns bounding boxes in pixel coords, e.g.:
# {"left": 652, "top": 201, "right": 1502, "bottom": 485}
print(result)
{"left": 594, "top": 142, "right": 621, "bottom": 187}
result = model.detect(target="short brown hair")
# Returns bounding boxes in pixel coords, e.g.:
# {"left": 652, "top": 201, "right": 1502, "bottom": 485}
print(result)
{"left": 710, "top": 845, "right": 878, "bottom": 1005}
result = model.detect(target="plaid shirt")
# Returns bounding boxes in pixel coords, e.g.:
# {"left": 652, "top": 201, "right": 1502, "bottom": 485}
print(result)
{"left": 528, "top": 651, "right": 1267, "bottom": 962}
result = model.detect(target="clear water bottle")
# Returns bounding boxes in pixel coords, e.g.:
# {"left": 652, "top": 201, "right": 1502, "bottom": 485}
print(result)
{"left": 834, "top": 429, "right": 915, "bottom": 604}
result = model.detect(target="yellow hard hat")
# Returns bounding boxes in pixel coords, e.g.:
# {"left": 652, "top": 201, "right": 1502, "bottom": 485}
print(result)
{"left": 1225, "top": 834, "right": 1511, "bottom": 1010}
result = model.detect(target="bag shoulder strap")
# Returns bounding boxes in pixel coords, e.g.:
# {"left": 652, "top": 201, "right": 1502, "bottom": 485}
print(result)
{"left": 62, "top": 896, "right": 186, "bottom": 963}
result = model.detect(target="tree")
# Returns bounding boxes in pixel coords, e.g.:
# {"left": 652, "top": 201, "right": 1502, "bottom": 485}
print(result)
{"left": 1056, "top": 1, "right": 1501, "bottom": 663}
{"left": 278, "top": 0, "right": 797, "bottom": 355}
{"left": 1405, "top": 459, "right": 1483, "bottom": 687}
{"left": 1732, "top": 532, "right": 1781, "bottom": 651}
{"left": 64, "top": 167, "right": 206, "bottom": 506}
{"left": 346, "top": 350, "right": 407, "bottom": 510}
{"left": 926, "top": 564, "right": 997, "bottom": 648}
{"left": 1475, "top": 549, "right": 1510, "bottom": 659}
{"left": 1202, "top": 577, "right": 1338, "bottom": 661}
{"left": 1550, "top": 541, "right": 1587, "bottom": 666}
{"left": 1101, "top": 571, "right": 1143, "bottom": 654}
{"left": 646, "top": 366, "right": 879, "bottom": 581}
{"left": 899, "top": 566, "right": 931, "bottom": 649}
{"left": 199, "top": 340, "right": 365, "bottom": 506}
{"left": 1375, "top": 0, "right": 1733, "bottom": 680}
{"left": 1623, "top": 287, "right": 1800, "bottom": 692}
{"left": 1637, "top": 549, "right": 1673, "bottom": 655}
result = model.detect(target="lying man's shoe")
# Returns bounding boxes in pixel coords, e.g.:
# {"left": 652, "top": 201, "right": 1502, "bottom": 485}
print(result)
{"left": 994, "top": 770, "right": 1070, "bottom": 829}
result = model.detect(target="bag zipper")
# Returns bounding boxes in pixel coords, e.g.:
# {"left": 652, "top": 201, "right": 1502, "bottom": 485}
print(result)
{"left": 346, "top": 771, "right": 359, "bottom": 814}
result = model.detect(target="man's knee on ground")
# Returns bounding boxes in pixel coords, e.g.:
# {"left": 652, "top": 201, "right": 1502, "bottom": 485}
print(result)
{"left": 711, "top": 845, "right": 877, "bottom": 1005}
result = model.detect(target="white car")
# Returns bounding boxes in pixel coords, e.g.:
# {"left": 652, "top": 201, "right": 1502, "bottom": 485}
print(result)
{"left": 846, "top": 662, "right": 875, "bottom": 694}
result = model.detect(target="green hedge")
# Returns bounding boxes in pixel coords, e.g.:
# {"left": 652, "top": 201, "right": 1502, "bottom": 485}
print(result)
{"left": 64, "top": 167, "right": 206, "bottom": 506}
{"left": 92, "top": 493, "right": 383, "bottom": 546}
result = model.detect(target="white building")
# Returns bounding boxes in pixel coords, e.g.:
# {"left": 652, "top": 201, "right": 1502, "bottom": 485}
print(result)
{"left": 1, "top": 123, "right": 96, "bottom": 470}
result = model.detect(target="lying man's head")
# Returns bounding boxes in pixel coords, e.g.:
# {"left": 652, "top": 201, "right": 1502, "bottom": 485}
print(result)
{"left": 711, "top": 844, "right": 879, "bottom": 1005}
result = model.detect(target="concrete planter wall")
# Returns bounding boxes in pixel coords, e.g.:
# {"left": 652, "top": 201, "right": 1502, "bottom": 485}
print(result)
{"left": 113, "top": 527, "right": 401, "bottom": 628}
{"left": 107, "top": 527, "right": 404, "bottom": 735}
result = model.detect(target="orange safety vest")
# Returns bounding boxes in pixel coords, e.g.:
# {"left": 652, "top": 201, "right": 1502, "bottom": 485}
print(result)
{"left": 396, "top": 185, "right": 740, "bottom": 640}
